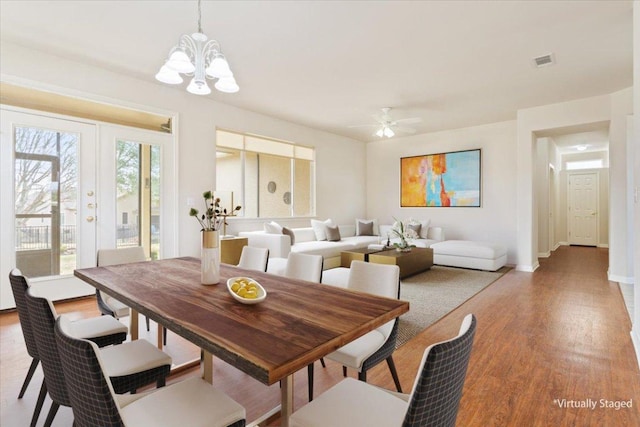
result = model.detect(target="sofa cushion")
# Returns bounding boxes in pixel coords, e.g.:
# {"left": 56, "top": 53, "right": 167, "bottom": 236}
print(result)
{"left": 264, "top": 221, "right": 283, "bottom": 234}
{"left": 311, "top": 219, "right": 334, "bottom": 241}
{"left": 293, "top": 227, "right": 317, "bottom": 243}
{"left": 325, "top": 225, "right": 341, "bottom": 241}
{"left": 406, "top": 223, "right": 421, "bottom": 236}
{"left": 431, "top": 240, "right": 507, "bottom": 259}
{"left": 292, "top": 240, "right": 354, "bottom": 258}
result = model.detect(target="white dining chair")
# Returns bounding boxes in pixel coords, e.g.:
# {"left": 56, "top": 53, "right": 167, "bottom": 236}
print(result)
{"left": 236, "top": 246, "right": 269, "bottom": 272}
{"left": 291, "top": 314, "right": 477, "bottom": 427}
{"left": 284, "top": 252, "right": 323, "bottom": 282}
{"left": 308, "top": 260, "right": 401, "bottom": 401}
{"left": 55, "top": 316, "right": 246, "bottom": 427}
{"left": 96, "top": 247, "right": 167, "bottom": 345}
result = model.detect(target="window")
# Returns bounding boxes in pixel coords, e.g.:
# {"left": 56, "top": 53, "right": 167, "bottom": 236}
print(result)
{"left": 566, "top": 159, "right": 603, "bottom": 170}
{"left": 216, "top": 130, "right": 315, "bottom": 218}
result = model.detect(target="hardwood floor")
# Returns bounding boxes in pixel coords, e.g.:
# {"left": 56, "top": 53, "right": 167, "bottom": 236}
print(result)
{"left": 1, "top": 246, "right": 638, "bottom": 426}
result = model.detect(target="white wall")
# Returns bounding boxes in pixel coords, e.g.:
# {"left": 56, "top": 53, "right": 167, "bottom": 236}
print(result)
{"left": 0, "top": 41, "right": 367, "bottom": 257}
{"left": 631, "top": 0, "right": 639, "bottom": 367}
{"left": 366, "top": 120, "right": 519, "bottom": 265}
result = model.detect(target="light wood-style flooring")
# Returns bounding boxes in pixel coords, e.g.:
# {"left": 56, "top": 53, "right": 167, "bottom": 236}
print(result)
{"left": 1, "top": 246, "right": 639, "bottom": 426}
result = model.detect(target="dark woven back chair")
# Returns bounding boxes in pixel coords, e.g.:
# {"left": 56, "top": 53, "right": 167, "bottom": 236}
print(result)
{"left": 55, "top": 317, "right": 247, "bottom": 427}
{"left": 25, "top": 290, "right": 73, "bottom": 427}
{"left": 9, "top": 269, "right": 40, "bottom": 397}
{"left": 402, "top": 314, "right": 477, "bottom": 427}
{"left": 54, "top": 316, "right": 125, "bottom": 427}
{"left": 9, "top": 269, "right": 47, "bottom": 426}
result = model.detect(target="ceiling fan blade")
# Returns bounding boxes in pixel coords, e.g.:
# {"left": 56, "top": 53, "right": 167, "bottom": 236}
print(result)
{"left": 348, "top": 124, "right": 379, "bottom": 128}
{"left": 395, "top": 117, "right": 423, "bottom": 125}
{"left": 393, "top": 126, "right": 417, "bottom": 134}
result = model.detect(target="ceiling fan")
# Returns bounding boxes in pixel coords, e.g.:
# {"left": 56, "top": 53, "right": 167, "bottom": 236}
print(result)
{"left": 348, "top": 107, "right": 423, "bottom": 138}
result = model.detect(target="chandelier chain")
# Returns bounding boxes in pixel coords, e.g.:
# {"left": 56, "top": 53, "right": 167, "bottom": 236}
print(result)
{"left": 197, "top": 0, "right": 202, "bottom": 33}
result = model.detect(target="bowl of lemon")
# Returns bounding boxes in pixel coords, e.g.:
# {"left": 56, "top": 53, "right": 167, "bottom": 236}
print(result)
{"left": 227, "top": 277, "right": 267, "bottom": 304}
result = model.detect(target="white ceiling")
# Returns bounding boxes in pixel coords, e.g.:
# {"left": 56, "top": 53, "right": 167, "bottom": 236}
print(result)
{"left": 0, "top": 1, "right": 633, "bottom": 142}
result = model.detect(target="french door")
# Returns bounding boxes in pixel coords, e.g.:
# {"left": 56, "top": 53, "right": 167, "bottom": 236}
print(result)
{"left": 1, "top": 109, "right": 176, "bottom": 309}
{"left": 1, "top": 109, "right": 98, "bottom": 307}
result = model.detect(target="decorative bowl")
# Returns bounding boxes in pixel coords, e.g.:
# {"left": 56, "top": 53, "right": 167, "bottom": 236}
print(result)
{"left": 226, "top": 277, "right": 267, "bottom": 304}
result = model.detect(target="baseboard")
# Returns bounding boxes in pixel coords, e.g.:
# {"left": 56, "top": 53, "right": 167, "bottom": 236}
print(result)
{"left": 538, "top": 251, "right": 551, "bottom": 258}
{"left": 597, "top": 243, "right": 609, "bottom": 248}
{"left": 558, "top": 242, "right": 569, "bottom": 247}
{"left": 631, "top": 328, "right": 640, "bottom": 370}
{"left": 552, "top": 242, "right": 562, "bottom": 251}
{"left": 516, "top": 262, "right": 539, "bottom": 273}
{"left": 608, "top": 271, "right": 634, "bottom": 284}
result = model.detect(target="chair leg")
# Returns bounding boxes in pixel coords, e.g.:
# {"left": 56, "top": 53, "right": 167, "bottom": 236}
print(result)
{"left": 387, "top": 356, "right": 402, "bottom": 393}
{"left": 18, "top": 358, "right": 39, "bottom": 398}
{"left": 157, "top": 377, "right": 166, "bottom": 388}
{"left": 30, "top": 380, "right": 47, "bottom": 427}
{"left": 42, "top": 401, "right": 60, "bottom": 427}
{"left": 163, "top": 326, "right": 167, "bottom": 346}
{"left": 320, "top": 357, "right": 326, "bottom": 368}
{"left": 358, "top": 370, "right": 367, "bottom": 382}
{"left": 145, "top": 316, "right": 150, "bottom": 332}
{"left": 342, "top": 366, "right": 347, "bottom": 377}
{"left": 307, "top": 363, "right": 314, "bottom": 401}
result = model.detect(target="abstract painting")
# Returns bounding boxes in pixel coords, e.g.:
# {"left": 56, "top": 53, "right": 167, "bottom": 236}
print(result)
{"left": 400, "top": 149, "right": 481, "bottom": 207}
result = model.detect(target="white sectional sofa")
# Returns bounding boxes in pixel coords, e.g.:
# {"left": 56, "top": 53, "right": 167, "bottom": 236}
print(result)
{"left": 430, "top": 240, "right": 507, "bottom": 271}
{"left": 240, "top": 224, "right": 380, "bottom": 269}
{"left": 239, "top": 220, "right": 445, "bottom": 270}
{"left": 378, "top": 224, "right": 445, "bottom": 248}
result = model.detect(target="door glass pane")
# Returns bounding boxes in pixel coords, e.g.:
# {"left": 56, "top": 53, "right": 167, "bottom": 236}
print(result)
{"left": 116, "top": 140, "right": 161, "bottom": 259}
{"left": 116, "top": 140, "right": 140, "bottom": 248}
{"left": 14, "top": 126, "right": 78, "bottom": 277}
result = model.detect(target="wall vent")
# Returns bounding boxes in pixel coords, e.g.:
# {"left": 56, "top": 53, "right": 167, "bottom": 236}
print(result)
{"left": 533, "top": 53, "right": 555, "bottom": 68}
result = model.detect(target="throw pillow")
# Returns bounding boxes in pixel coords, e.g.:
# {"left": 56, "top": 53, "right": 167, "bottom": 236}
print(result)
{"left": 264, "top": 221, "right": 283, "bottom": 234}
{"left": 356, "top": 220, "right": 374, "bottom": 236}
{"left": 419, "top": 219, "right": 431, "bottom": 239}
{"left": 325, "top": 225, "right": 341, "bottom": 242}
{"left": 356, "top": 218, "right": 379, "bottom": 236}
{"left": 282, "top": 226, "right": 296, "bottom": 246}
{"left": 311, "top": 218, "right": 334, "bottom": 241}
{"left": 406, "top": 223, "right": 421, "bottom": 236}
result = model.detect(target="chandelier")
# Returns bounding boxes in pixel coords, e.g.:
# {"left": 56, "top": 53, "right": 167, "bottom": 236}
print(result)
{"left": 155, "top": 0, "right": 239, "bottom": 95}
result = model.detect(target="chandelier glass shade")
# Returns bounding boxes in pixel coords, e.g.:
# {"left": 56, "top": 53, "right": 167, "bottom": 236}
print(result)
{"left": 155, "top": 1, "right": 238, "bottom": 95}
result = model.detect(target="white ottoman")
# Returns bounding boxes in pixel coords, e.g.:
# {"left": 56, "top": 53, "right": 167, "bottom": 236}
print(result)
{"left": 431, "top": 240, "right": 507, "bottom": 271}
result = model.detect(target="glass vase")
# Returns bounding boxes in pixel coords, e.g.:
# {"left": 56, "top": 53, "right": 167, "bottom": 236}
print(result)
{"left": 201, "top": 230, "right": 220, "bottom": 285}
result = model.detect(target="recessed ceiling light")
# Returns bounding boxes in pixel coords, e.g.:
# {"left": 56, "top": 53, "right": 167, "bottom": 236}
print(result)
{"left": 576, "top": 145, "right": 587, "bottom": 151}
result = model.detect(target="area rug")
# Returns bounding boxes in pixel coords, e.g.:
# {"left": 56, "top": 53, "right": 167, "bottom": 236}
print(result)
{"left": 396, "top": 265, "right": 509, "bottom": 348}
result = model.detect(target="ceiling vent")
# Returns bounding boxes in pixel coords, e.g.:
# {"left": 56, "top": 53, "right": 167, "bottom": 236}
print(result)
{"left": 533, "top": 53, "right": 555, "bottom": 68}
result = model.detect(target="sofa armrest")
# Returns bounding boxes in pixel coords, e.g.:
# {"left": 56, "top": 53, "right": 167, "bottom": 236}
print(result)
{"left": 238, "top": 231, "right": 291, "bottom": 258}
{"left": 427, "top": 226, "right": 445, "bottom": 242}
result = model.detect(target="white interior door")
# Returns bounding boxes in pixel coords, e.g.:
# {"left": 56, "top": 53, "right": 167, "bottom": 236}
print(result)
{"left": 568, "top": 172, "right": 598, "bottom": 246}
{"left": 1, "top": 109, "right": 97, "bottom": 308}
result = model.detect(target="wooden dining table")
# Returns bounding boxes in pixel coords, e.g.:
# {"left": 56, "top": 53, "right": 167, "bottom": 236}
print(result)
{"left": 74, "top": 256, "right": 409, "bottom": 426}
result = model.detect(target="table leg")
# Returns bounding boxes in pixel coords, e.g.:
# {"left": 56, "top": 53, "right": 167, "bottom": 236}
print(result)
{"left": 157, "top": 325, "right": 164, "bottom": 350}
{"left": 281, "top": 375, "right": 293, "bottom": 427}
{"left": 202, "top": 350, "right": 213, "bottom": 384}
{"left": 130, "top": 309, "right": 139, "bottom": 340}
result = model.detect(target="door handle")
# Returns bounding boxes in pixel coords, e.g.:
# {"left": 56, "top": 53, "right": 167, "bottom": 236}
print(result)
{"left": 591, "top": 212, "right": 597, "bottom": 216}
{"left": 86, "top": 216, "right": 95, "bottom": 222}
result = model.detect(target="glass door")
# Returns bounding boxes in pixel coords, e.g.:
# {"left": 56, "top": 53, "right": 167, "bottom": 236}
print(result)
{"left": 97, "top": 125, "right": 176, "bottom": 261}
{"left": 1, "top": 109, "right": 98, "bottom": 308}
